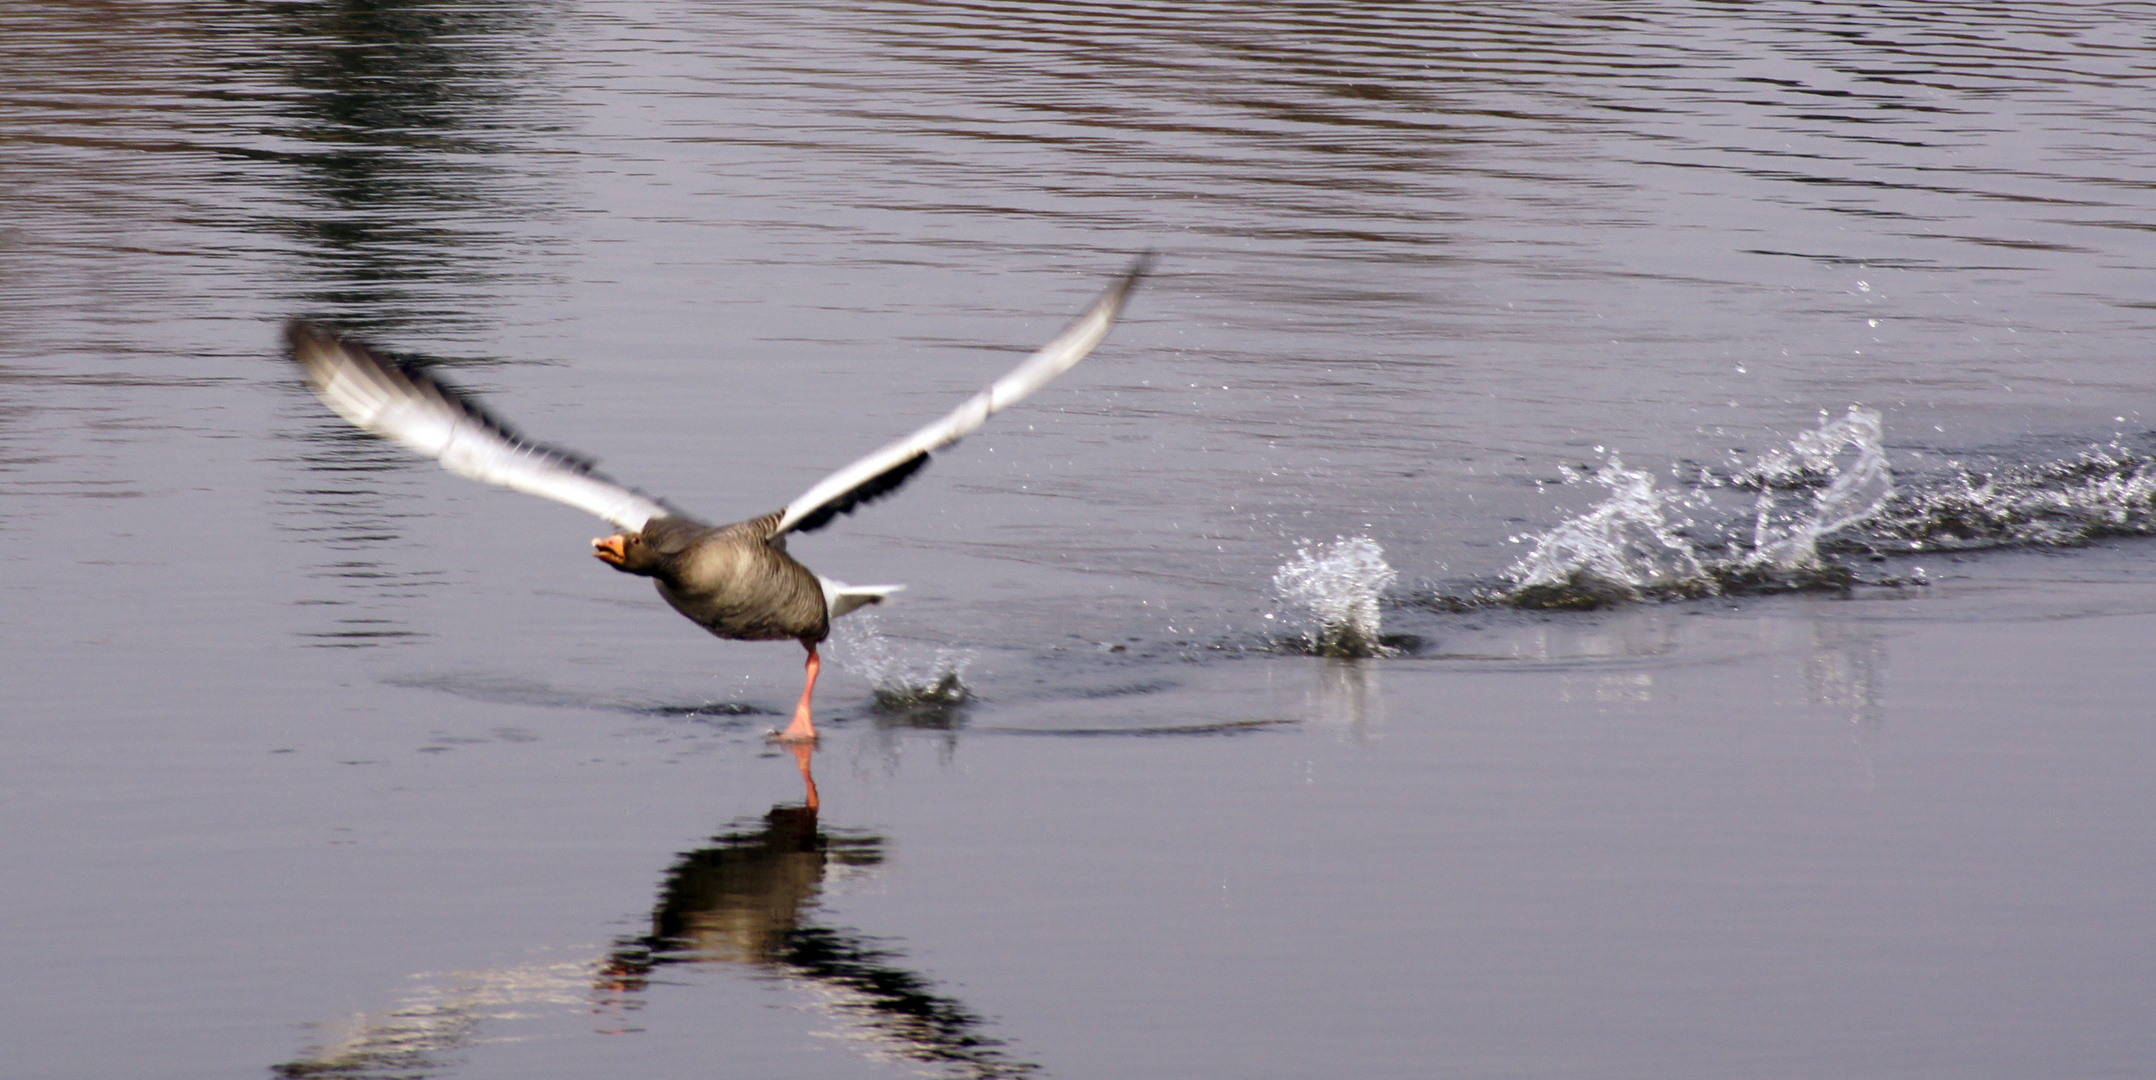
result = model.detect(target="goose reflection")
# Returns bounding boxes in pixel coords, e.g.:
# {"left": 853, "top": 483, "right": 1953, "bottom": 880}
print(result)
{"left": 599, "top": 766, "right": 1040, "bottom": 1080}
{"left": 276, "top": 762, "right": 1037, "bottom": 1080}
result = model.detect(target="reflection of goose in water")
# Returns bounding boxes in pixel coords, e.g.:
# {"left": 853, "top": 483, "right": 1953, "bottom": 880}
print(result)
{"left": 601, "top": 788, "right": 1041, "bottom": 1079}
{"left": 273, "top": 955, "right": 594, "bottom": 1079}
{"left": 285, "top": 258, "right": 1149, "bottom": 743}
{"left": 275, "top": 771, "right": 1035, "bottom": 1079}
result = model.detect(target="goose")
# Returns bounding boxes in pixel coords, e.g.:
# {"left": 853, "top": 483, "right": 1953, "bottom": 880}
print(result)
{"left": 285, "top": 256, "right": 1150, "bottom": 741}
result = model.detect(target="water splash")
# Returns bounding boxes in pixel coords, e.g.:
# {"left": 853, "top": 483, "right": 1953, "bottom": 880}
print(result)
{"left": 1505, "top": 458, "right": 1707, "bottom": 607}
{"left": 1739, "top": 407, "right": 1894, "bottom": 569}
{"left": 1872, "top": 442, "right": 2156, "bottom": 548}
{"left": 1502, "top": 408, "right": 1893, "bottom": 607}
{"left": 829, "top": 614, "right": 974, "bottom": 713}
{"left": 1273, "top": 537, "right": 1398, "bottom": 657}
{"left": 1419, "top": 408, "right": 2156, "bottom": 614}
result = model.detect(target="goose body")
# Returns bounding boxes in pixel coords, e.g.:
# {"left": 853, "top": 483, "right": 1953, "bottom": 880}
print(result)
{"left": 286, "top": 257, "right": 1149, "bottom": 740}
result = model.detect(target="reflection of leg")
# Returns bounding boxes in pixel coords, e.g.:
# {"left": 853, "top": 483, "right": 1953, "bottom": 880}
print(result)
{"left": 788, "top": 741, "right": 819, "bottom": 812}
{"left": 777, "top": 645, "right": 821, "bottom": 743}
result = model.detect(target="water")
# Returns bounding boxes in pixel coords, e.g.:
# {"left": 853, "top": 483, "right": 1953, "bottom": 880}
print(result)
{"left": 6, "top": 2, "right": 2156, "bottom": 1078}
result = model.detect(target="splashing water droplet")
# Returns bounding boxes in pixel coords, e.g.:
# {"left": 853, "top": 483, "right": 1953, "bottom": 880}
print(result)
{"left": 1500, "top": 409, "right": 1895, "bottom": 607}
{"left": 1872, "top": 441, "right": 2156, "bottom": 549}
{"left": 830, "top": 614, "right": 974, "bottom": 711}
{"left": 1273, "top": 537, "right": 1398, "bottom": 657}
{"left": 1742, "top": 408, "right": 1893, "bottom": 569}
{"left": 1505, "top": 458, "right": 1704, "bottom": 603}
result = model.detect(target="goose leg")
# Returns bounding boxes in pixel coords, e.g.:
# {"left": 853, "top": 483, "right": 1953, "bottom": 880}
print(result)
{"left": 776, "top": 645, "right": 821, "bottom": 743}
{"left": 787, "top": 741, "right": 820, "bottom": 811}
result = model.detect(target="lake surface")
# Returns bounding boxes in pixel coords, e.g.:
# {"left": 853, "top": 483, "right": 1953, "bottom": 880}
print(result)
{"left": 4, "top": 3, "right": 2154, "bottom": 1077}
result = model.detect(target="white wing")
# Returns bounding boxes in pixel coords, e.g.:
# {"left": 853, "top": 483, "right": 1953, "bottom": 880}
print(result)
{"left": 285, "top": 322, "right": 673, "bottom": 532}
{"left": 774, "top": 254, "right": 1152, "bottom": 535}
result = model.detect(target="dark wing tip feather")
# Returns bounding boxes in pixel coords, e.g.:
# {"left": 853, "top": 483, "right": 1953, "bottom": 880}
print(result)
{"left": 790, "top": 451, "right": 932, "bottom": 533}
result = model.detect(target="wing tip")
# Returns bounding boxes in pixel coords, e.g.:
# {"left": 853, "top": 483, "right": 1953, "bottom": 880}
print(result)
{"left": 1064, "top": 251, "right": 1154, "bottom": 346}
{"left": 282, "top": 317, "right": 399, "bottom": 386}
{"left": 282, "top": 318, "right": 360, "bottom": 380}
{"left": 284, "top": 318, "right": 392, "bottom": 371}
{"left": 1106, "top": 251, "right": 1156, "bottom": 313}
{"left": 282, "top": 317, "right": 320, "bottom": 351}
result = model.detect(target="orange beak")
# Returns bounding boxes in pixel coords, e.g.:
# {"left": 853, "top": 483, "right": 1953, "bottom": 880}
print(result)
{"left": 592, "top": 534, "right": 627, "bottom": 566}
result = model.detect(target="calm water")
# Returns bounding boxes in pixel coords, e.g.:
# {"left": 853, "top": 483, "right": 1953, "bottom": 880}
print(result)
{"left": 5, "top": 3, "right": 2155, "bottom": 1078}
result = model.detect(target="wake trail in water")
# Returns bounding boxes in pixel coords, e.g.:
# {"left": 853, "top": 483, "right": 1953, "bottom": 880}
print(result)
{"left": 1224, "top": 410, "right": 2156, "bottom": 655}
{"left": 1471, "top": 408, "right": 2156, "bottom": 611}
{"left": 1261, "top": 412, "right": 1900, "bottom": 639}
{"left": 1870, "top": 442, "right": 2156, "bottom": 549}
{"left": 1262, "top": 408, "right": 2156, "bottom": 651}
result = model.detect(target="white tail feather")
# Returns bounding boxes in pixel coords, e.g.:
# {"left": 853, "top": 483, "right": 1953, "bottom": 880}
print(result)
{"left": 819, "top": 576, "right": 904, "bottom": 619}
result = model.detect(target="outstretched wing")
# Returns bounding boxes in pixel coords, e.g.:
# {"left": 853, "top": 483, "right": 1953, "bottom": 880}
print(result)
{"left": 775, "top": 254, "right": 1153, "bottom": 536}
{"left": 285, "top": 321, "right": 674, "bottom": 532}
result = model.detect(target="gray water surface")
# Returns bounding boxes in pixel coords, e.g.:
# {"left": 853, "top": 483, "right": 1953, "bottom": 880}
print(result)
{"left": 4, "top": 3, "right": 2154, "bottom": 1078}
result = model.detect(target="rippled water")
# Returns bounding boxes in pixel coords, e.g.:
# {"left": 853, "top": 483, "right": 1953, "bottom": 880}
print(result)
{"left": 5, "top": 3, "right": 2155, "bottom": 1078}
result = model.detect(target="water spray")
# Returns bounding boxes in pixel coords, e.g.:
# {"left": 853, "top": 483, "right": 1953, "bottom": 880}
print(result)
{"left": 1273, "top": 537, "right": 1398, "bottom": 657}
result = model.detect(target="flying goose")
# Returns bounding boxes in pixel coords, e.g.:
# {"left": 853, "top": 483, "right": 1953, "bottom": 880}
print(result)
{"left": 286, "top": 256, "right": 1150, "bottom": 741}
